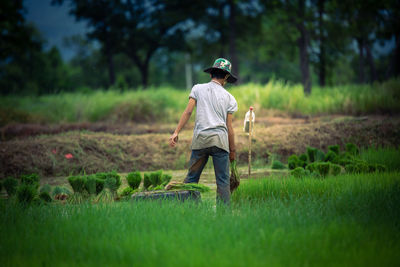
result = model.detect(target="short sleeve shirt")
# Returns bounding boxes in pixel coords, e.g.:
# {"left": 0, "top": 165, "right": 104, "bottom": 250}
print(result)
{"left": 189, "top": 81, "right": 238, "bottom": 152}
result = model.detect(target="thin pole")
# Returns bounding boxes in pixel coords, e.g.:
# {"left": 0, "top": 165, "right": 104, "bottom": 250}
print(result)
{"left": 248, "top": 108, "right": 253, "bottom": 178}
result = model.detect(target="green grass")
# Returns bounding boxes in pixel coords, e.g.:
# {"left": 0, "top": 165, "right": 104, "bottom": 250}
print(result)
{"left": 358, "top": 146, "right": 400, "bottom": 172}
{"left": 1, "top": 79, "right": 399, "bottom": 125}
{"left": 1, "top": 172, "right": 400, "bottom": 266}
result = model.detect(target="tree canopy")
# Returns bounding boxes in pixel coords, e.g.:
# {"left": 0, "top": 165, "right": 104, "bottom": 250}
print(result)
{"left": 1, "top": 0, "right": 399, "bottom": 95}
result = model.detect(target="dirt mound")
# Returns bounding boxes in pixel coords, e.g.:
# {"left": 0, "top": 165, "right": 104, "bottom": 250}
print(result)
{"left": 1, "top": 115, "right": 399, "bottom": 178}
{"left": 0, "top": 122, "right": 175, "bottom": 140}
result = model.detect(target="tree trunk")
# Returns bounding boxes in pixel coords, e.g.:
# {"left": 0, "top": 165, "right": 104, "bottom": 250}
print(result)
{"left": 296, "top": 0, "right": 311, "bottom": 94}
{"left": 140, "top": 62, "right": 149, "bottom": 88}
{"left": 218, "top": 4, "right": 226, "bottom": 57}
{"left": 318, "top": 0, "right": 326, "bottom": 87}
{"left": 228, "top": 0, "right": 239, "bottom": 82}
{"left": 128, "top": 51, "right": 152, "bottom": 88}
{"left": 357, "top": 38, "right": 365, "bottom": 84}
{"left": 393, "top": 33, "right": 400, "bottom": 77}
{"left": 105, "top": 37, "right": 115, "bottom": 87}
{"left": 365, "top": 42, "right": 377, "bottom": 82}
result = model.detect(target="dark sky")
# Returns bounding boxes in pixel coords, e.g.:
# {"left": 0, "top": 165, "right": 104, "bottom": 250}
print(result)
{"left": 24, "top": 0, "right": 89, "bottom": 61}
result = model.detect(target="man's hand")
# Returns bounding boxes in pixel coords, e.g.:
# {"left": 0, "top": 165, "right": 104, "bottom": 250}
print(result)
{"left": 229, "top": 150, "right": 235, "bottom": 162}
{"left": 169, "top": 133, "right": 179, "bottom": 147}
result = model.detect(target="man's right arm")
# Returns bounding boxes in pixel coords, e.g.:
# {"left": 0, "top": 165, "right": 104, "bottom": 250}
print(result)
{"left": 227, "top": 113, "right": 235, "bottom": 162}
{"left": 169, "top": 97, "right": 196, "bottom": 147}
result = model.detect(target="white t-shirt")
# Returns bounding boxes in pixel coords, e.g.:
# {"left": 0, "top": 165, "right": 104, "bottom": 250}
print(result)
{"left": 189, "top": 81, "right": 238, "bottom": 152}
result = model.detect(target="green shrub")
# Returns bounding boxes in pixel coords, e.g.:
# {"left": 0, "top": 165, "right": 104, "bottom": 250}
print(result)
{"left": 324, "top": 150, "right": 338, "bottom": 162}
{"left": 376, "top": 164, "right": 387, "bottom": 172}
{"left": 305, "top": 162, "right": 317, "bottom": 173}
{"left": 315, "top": 162, "right": 330, "bottom": 177}
{"left": 315, "top": 149, "right": 325, "bottom": 162}
{"left": 3, "top": 177, "right": 18, "bottom": 196}
{"left": 299, "top": 153, "right": 308, "bottom": 162}
{"left": 143, "top": 173, "right": 151, "bottom": 190}
{"left": 272, "top": 160, "right": 287, "bottom": 170}
{"left": 149, "top": 170, "right": 163, "bottom": 186}
{"left": 120, "top": 187, "right": 134, "bottom": 197}
{"left": 20, "top": 174, "right": 40, "bottom": 188}
{"left": 68, "top": 192, "right": 85, "bottom": 204}
{"left": 52, "top": 186, "right": 71, "bottom": 197}
{"left": 299, "top": 160, "right": 307, "bottom": 168}
{"left": 104, "top": 177, "right": 118, "bottom": 192}
{"left": 95, "top": 178, "right": 105, "bottom": 194}
{"left": 307, "top": 147, "right": 317, "bottom": 163}
{"left": 68, "top": 176, "right": 86, "bottom": 193}
{"left": 298, "top": 154, "right": 308, "bottom": 167}
{"left": 167, "top": 183, "right": 210, "bottom": 192}
{"left": 357, "top": 163, "right": 369, "bottom": 173}
{"left": 337, "top": 152, "right": 355, "bottom": 166}
{"left": 161, "top": 174, "right": 172, "bottom": 186}
{"left": 94, "top": 189, "right": 114, "bottom": 203}
{"left": 85, "top": 175, "right": 97, "bottom": 195}
{"left": 367, "top": 164, "right": 376, "bottom": 172}
{"left": 52, "top": 186, "right": 63, "bottom": 197}
{"left": 330, "top": 163, "right": 342, "bottom": 176}
{"left": 290, "top": 167, "right": 308, "bottom": 178}
{"left": 39, "top": 184, "right": 51, "bottom": 194}
{"left": 345, "top": 163, "right": 369, "bottom": 173}
{"left": 307, "top": 162, "right": 332, "bottom": 177}
{"left": 96, "top": 171, "right": 121, "bottom": 190}
{"left": 39, "top": 191, "right": 52, "bottom": 202}
{"left": 16, "top": 184, "right": 37, "bottom": 204}
{"left": 328, "top": 145, "right": 340, "bottom": 155}
{"left": 345, "top": 143, "right": 359, "bottom": 155}
{"left": 345, "top": 164, "right": 356, "bottom": 173}
{"left": 153, "top": 184, "right": 165, "bottom": 190}
{"left": 126, "top": 172, "right": 142, "bottom": 190}
{"left": 288, "top": 155, "right": 299, "bottom": 170}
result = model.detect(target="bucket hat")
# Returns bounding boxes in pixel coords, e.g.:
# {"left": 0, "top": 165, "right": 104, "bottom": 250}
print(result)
{"left": 204, "top": 58, "right": 237, "bottom": 83}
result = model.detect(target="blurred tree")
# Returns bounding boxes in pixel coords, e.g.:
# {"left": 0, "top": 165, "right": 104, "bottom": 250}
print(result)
{"left": 308, "top": 0, "right": 351, "bottom": 87}
{"left": 54, "top": 0, "right": 208, "bottom": 88}
{"left": 334, "top": 0, "right": 384, "bottom": 83}
{"left": 261, "top": 0, "right": 315, "bottom": 94}
{"left": 190, "top": 0, "right": 261, "bottom": 83}
{"left": 0, "top": 1, "right": 70, "bottom": 94}
{"left": 64, "top": 35, "right": 110, "bottom": 89}
{"left": 379, "top": 0, "right": 400, "bottom": 78}
{"left": 52, "top": 0, "right": 125, "bottom": 87}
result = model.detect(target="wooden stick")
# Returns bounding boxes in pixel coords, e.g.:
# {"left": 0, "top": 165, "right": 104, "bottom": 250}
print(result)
{"left": 248, "top": 108, "right": 253, "bottom": 178}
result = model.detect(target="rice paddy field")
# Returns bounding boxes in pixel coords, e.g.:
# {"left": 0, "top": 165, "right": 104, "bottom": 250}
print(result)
{"left": 1, "top": 170, "right": 400, "bottom": 267}
{"left": 1, "top": 80, "right": 400, "bottom": 266}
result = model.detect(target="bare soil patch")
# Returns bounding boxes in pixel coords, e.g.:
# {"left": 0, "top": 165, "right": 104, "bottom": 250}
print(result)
{"left": 0, "top": 122, "right": 175, "bottom": 141}
{"left": 1, "top": 115, "right": 399, "bottom": 178}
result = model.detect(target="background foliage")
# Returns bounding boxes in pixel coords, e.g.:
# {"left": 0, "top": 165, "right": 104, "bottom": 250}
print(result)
{"left": 1, "top": 0, "right": 399, "bottom": 96}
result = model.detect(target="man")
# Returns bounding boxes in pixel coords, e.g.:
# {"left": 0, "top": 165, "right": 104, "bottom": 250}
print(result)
{"left": 169, "top": 58, "right": 238, "bottom": 205}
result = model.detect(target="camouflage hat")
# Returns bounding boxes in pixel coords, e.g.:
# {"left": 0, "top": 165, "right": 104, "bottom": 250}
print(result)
{"left": 204, "top": 58, "right": 237, "bottom": 83}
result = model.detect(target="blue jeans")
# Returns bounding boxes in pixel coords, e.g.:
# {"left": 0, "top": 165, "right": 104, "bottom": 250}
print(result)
{"left": 184, "top": 146, "right": 230, "bottom": 204}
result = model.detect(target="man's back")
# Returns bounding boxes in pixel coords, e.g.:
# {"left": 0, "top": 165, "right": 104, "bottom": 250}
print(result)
{"left": 189, "top": 81, "right": 237, "bottom": 152}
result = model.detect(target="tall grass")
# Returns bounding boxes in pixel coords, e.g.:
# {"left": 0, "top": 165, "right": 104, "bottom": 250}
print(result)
{"left": 233, "top": 172, "right": 400, "bottom": 208}
{"left": 358, "top": 146, "right": 400, "bottom": 171}
{"left": 1, "top": 79, "right": 399, "bottom": 125}
{"left": 1, "top": 173, "right": 400, "bottom": 266}
{"left": 230, "top": 78, "right": 400, "bottom": 116}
